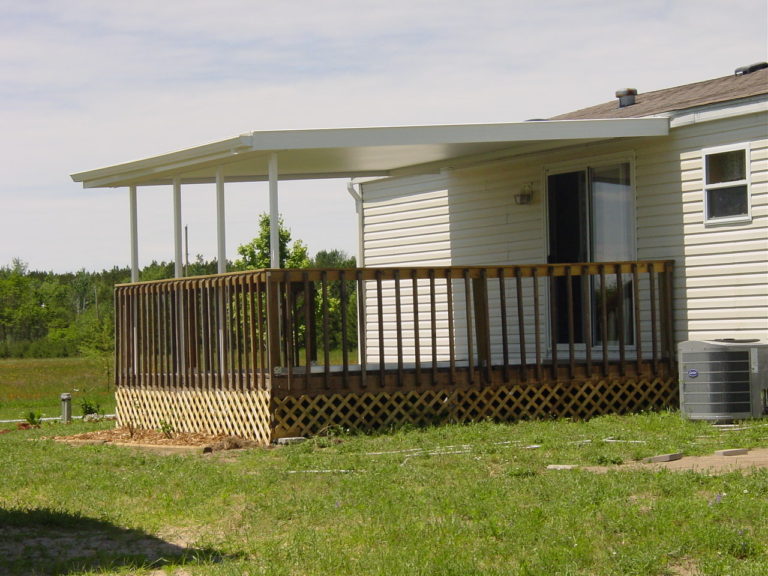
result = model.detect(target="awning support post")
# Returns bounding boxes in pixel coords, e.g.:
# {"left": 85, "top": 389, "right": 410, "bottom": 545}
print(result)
{"left": 216, "top": 167, "right": 227, "bottom": 274}
{"left": 129, "top": 185, "right": 139, "bottom": 283}
{"left": 269, "top": 153, "right": 279, "bottom": 269}
{"left": 173, "top": 178, "right": 183, "bottom": 278}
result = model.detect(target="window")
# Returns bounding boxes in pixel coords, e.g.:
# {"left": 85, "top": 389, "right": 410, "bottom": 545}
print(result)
{"left": 704, "top": 145, "right": 750, "bottom": 224}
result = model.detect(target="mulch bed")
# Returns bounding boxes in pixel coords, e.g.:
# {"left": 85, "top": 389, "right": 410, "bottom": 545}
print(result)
{"left": 53, "top": 427, "right": 261, "bottom": 452}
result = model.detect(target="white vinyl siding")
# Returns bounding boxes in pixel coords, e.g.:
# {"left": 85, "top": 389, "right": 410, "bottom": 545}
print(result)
{"left": 360, "top": 109, "right": 768, "bottom": 361}
{"left": 361, "top": 174, "right": 454, "bottom": 363}
{"left": 635, "top": 112, "right": 768, "bottom": 341}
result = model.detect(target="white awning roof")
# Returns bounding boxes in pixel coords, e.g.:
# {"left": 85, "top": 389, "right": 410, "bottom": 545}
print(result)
{"left": 71, "top": 118, "right": 669, "bottom": 188}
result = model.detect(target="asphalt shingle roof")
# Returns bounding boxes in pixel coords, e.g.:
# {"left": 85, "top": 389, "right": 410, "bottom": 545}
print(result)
{"left": 551, "top": 67, "right": 768, "bottom": 120}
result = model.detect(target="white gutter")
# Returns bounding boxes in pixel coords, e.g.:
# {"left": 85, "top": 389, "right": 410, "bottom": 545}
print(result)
{"left": 346, "top": 181, "right": 364, "bottom": 267}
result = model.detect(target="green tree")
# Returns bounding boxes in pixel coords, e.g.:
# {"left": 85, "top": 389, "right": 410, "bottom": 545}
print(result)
{"left": 311, "top": 249, "right": 356, "bottom": 269}
{"left": 235, "top": 213, "right": 310, "bottom": 270}
{"left": 310, "top": 249, "right": 357, "bottom": 351}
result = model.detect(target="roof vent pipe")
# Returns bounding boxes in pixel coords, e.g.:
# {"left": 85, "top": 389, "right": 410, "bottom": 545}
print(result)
{"left": 735, "top": 62, "right": 768, "bottom": 75}
{"left": 615, "top": 88, "right": 637, "bottom": 108}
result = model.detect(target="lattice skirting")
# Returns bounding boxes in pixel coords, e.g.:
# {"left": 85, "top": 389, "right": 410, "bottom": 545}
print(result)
{"left": 116, "top": 387, "right": 272, "bottom": 445}
{"left": 271, "top": 377, "right": 678, "bottom": 438}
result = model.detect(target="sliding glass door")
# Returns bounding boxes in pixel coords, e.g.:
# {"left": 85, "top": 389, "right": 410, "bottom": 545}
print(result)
{"left": 547, "top": 162, "right": 635, "bottom": 346}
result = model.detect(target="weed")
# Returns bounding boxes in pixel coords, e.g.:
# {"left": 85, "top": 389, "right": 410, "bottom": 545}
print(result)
{"left": 79, "top": 398, "right": 101, "bottom": 417}
{"left": 23, "top": 411, "right": 43, "bottom": 427}
{"left": 595, "top": 454, "right": 624, "bottom": 466}
{"left": 158, "top": 420, "right": 175, "bottom": 439}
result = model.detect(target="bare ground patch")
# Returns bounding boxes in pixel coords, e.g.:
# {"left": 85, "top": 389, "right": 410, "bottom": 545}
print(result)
{"left": 52, "top": 427, "right": 261, "bottom": 454}
{"left": 583, "top": 447, "right": 768, "bottom": 474}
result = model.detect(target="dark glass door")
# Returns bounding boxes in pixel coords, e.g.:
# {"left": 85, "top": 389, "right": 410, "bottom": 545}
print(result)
{"left": 547, "top": 170, "right": 587, "bottom": 344}
{"left": 547, "top": 163, "right": 635, "bottom": 346}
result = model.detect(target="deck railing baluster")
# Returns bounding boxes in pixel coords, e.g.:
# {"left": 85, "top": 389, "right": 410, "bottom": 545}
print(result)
{"left": 632, "top": 264, "right": 642, "bottom": 375}
{"left": 446, "top": 269, "right": 456, "bottom": 386}
{"left": 599, "top": 265, "right": 609, "bottom": 377}
{"left": 581, "top": 265, "right": 593, "bottom": 378}
{"left": 376, "top": 270, "right": 385, "bottom": 386}
{"left": 499, "top": 269, "right": 509, "bottom": 383}
{"left": 395, "top": 270, "right": 404, "bottom": 386}
{"left": 429, "top": 269, "right": 438, "bottom": 385}
{"left": 412, "top": 270, "right": 421, "bottom": 386}
{"left": 463, "top": 269, "right": 475, "bottom": 385}
{"left": 548, "top": 268, "right": 558, "bottom": 381}
{"left": 321, "top": 270, "right": 330, "bottom": 388}
{"left": 565, "top": 265, "right": 575, "bottom": 380}
{"left": 616, "top": 264, "right": 626, "bottom": 376}
{"left": 514, "top": 267, "right": 526, "bottom": 383}
{"left": 302, "top": 271, "right": 311, "bottom": 389}
{"left": 356, "top": 269, "right": 367, "bottom": 388}
{"left": 649, "top": 263, "right": 659, "bottom": 373}
{"left": 340, "top": 270, "right": 350, "bottom": 387}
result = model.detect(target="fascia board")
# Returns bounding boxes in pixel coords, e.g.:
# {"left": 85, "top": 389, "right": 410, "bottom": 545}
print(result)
{"left": 241, "top": 118, "right": 669, "bottom": 150}
{"left": 70, "top": 135, "right": 252, "bottom": 187}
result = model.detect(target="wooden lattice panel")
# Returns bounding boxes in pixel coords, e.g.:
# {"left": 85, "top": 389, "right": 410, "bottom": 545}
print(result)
{"left": 116, "top": 387, "right": 273, "bottom": 445}
{"left": 271, "top": 377, "right": 677, "bottom": 438}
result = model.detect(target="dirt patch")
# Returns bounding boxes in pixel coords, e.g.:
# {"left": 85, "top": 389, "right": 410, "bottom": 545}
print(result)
{"left": 53, "top": 427, "right": 261, "bottom": 454}
{"left": 584, "top": 447, "right": 768, "bottom": 474}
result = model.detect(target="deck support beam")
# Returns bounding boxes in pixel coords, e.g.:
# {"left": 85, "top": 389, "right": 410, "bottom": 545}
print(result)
{"left": 129, "top": 185, "right": 139, "bottom": 283}
{"left": 269, "top": 153, "right": 280, "bottom": 269}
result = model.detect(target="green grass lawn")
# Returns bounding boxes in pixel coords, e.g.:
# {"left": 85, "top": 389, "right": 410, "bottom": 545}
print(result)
{"left": 1, "top": 410, "right": 768, "bottom": 575}
{"left": 0, "top": 357, "right": 114, "bottom": 421}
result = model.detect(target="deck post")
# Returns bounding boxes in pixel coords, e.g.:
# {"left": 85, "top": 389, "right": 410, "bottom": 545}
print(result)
{"left": 266, "top": 271, "right": 282, "bottom": 382}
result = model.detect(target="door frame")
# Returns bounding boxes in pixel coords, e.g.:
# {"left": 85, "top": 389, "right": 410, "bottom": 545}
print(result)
{"left": 543, "top": 153, "right": 638, "bottom": 354}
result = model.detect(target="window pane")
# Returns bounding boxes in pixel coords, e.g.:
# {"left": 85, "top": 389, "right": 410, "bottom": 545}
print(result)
{"left": 707, "top": 185, "right": 748, "bottom": 219}
{"left": 591, "top": 163, "right": 634, "bottom": 261}
{"left": 706, "top": 150, "right": 746, "bottom": 184}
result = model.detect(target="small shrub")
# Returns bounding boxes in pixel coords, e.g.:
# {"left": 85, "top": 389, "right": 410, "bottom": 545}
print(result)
{"left": 79, "top": 399, "right": 102, "bottom": 417}
{"left": 23, "top": 411, "right": 43, "bottom": 427}
{"left": 159, "top": 420, "right": 175, "bottom": 439}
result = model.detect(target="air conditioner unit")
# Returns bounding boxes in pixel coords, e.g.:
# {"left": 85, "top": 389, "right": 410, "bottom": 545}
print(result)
{"left": 678, "top": 339, "right": 768, "bottom": 421}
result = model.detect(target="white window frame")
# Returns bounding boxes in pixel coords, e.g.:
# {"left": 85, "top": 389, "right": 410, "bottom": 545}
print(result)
{"left": 703, "top": 143, "right": 751, "bottom": 226}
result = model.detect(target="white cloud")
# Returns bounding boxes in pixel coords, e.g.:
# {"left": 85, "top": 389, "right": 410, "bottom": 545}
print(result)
{"left": 0, "top": 0, "right": 765, "bottom": 271}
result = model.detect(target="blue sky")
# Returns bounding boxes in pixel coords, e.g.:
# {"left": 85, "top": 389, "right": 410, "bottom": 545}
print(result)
{"left": 1, "top": 0, "right": 766, "bottom": 272}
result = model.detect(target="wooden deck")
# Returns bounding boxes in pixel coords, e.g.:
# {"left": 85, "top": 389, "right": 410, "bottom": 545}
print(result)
{"left": 114, "top": 261, "right": 677, "bottom": 442}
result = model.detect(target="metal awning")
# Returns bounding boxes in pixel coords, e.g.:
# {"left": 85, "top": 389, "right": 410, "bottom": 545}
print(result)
{"left": 71, "top": 118, "right": 669, "bottom": 188}
{"left": 70, "top": 117, "right": 669, "bottom": 278}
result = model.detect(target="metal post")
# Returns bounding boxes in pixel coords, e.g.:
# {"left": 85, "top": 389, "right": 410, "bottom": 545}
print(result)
{"left": 173, "top": 178, "right": 183, "bottom": 278}
{"left": 129, "top": 185, "right": 139, "bottom": 283}
{"left": 216, "top": 167, "right": 227, "bottom": 274}
{"left": 269, "top": 153, "right": 280, "bottom": 268}
{"left": 60, "top": 393, "right": 72, "bottom": 424}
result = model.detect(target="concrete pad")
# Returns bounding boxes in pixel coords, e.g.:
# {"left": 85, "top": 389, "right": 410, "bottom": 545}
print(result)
{"left": 275, "top": 436, "right": 307, "bottom": 445}
{"left": 642, "top": 452, "right": 684, "bottom": 463}
{"left": 714, "top": 448, "right": 749, "bottom": 456}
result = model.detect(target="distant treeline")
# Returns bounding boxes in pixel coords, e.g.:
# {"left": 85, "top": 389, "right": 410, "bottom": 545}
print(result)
{"left": 0, "top": 256, "right": 219, "bottom": 359}
{"left": 0, "top": 246, "right": 355, "bottom": 359}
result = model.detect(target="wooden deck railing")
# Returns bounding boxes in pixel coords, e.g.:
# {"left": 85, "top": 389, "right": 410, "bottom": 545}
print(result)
{"left": 115, "top": 261, "right": 675, "bottom": 394}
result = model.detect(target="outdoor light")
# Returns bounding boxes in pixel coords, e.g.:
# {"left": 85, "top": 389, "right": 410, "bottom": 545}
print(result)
{"left": 514, "top": 182, "right": 535, "bottom": 205}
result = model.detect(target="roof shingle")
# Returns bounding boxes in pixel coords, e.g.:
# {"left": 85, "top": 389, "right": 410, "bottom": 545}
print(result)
{"left": 551, "top": 67, "right": 768, "bottom": 120}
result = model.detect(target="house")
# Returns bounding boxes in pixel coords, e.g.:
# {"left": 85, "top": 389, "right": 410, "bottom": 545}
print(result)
{"left": 72, "top": 64, "right": 768, "bottom": 442}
